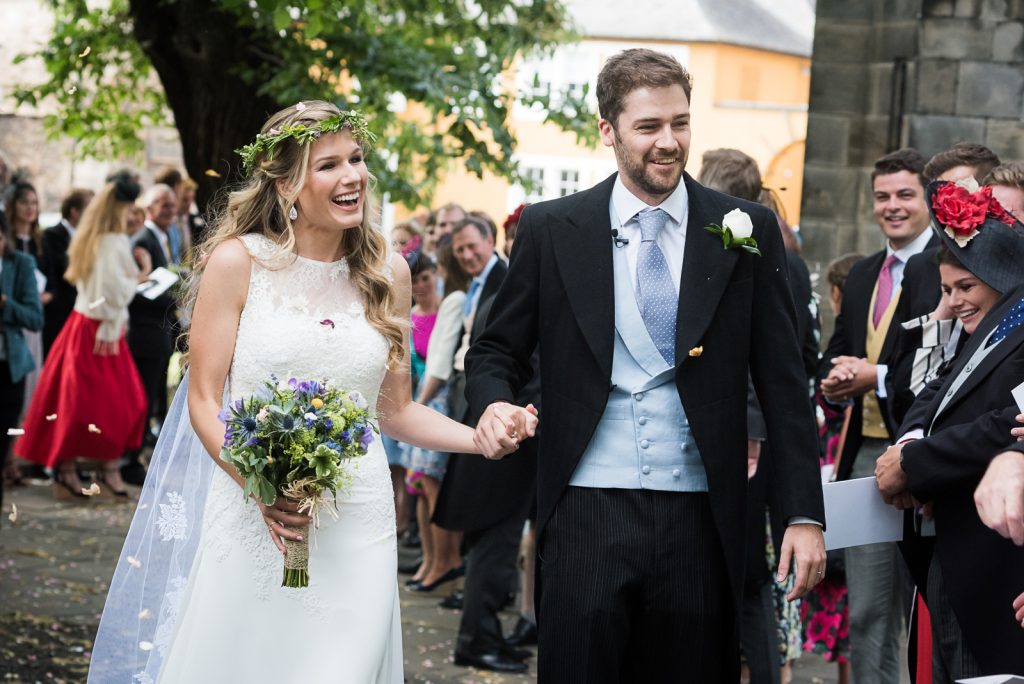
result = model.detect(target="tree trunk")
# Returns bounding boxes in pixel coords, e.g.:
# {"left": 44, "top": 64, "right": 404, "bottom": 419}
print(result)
{"left": 129, "top": 0, "right": 282, "bottom": 219}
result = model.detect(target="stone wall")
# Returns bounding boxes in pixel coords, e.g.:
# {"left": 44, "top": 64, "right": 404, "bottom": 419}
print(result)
{"left": 801, "top": 0, "right": 1024, "bottom": 308}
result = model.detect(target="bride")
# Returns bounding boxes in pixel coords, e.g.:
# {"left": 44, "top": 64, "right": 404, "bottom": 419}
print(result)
{"left": 87, "top": 101, "right": 536, "bottom": 683}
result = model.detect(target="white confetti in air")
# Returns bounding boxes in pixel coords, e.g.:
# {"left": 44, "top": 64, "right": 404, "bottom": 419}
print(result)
{"left": 138, "top": 608, "right": 151, "bottom": 619}
{"left": 8, "top": 504, "right": 16, "bottom": 523}
{"left": 6, "top": 428, "right": 24, "bottom": 436}
{"left": 126, "top": 556, "right": 142, "bottom": 568}
{"left": 68, "top": 86, "right": 77, "bottom": 95}
{"left": 79, "top": 46, "right": 91, "bottom": 57}
{"left": 88, "top": 424, "right": 102, "bottom": 434}
{"left": 88, "top": 297, "right": 106, "bottom": 309}
{"left": 137, "top": 503, "right": 148, "bottom": 510}
{"left": 46, "top": 414, "right": 57, "bottom": 421}
{"left": 139, "top": 641, "right": 154, "bottom": 652}
{"left": 82, "top": 483, "right": 101, "bottom": 496}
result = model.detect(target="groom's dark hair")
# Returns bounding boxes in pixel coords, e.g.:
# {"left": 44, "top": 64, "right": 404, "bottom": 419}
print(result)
{"left": 597, "top": 49, "right": 692, "bottom": 130}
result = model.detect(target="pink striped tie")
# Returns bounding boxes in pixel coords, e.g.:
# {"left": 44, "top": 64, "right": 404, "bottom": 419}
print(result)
{"left": 873, "top": 254, "right": 899, "bottom": 328}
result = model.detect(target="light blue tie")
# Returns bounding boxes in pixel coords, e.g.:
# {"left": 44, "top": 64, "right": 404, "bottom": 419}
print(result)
{"left": 635, "top": 208, "right": 678, "bottom": 366}
{"left": 463, "top": 279, "right": 482, "bottom": 317}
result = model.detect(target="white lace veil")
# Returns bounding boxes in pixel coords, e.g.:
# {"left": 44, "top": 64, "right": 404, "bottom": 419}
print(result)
{"left": 87, "top": 370, "right": 217, "bottom": 683}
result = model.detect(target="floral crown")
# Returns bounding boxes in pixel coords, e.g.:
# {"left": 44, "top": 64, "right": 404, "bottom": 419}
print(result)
{"left": 236, "top": 105, "right": 376, "bottom": 177}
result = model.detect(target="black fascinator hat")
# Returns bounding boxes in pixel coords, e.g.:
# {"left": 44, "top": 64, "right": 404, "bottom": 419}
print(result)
{"left": 927, "top": 179, "right": 1024, "bottom": 294}
{"left": 110, "top": 171, "right": 142, "bottom": 203}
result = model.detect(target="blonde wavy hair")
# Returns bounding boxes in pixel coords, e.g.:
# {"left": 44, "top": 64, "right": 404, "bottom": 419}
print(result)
{"left": 183, "top": 100, "right": 406, "bottom": 368}
{"left": 65, "top": 182, "right": 132, "bottom": 284}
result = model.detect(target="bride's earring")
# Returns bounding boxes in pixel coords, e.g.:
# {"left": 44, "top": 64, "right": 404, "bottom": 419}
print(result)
{"left": 289, "top": 204, "right": 298, "bottom": 221}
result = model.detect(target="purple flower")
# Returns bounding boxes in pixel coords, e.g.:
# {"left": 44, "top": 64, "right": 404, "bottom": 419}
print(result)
{"left": 287, "top": 378, "right": 298, "bottom": 390}
{"left": 340, "top": 429, "right": 351, "bottom": 443}
{"left": 360, "top": 426, "right": 374, "bottom": 449}
{"left": 349, "top": 391, "right": 368, "bottom": 410}
{"left": 243, "top": 436, "right": 260, "bottom": 448}
{"left": 217, "top": 408, "right": 229, "bottom": 423}
{"left": 323, "top": 417, "right": 333, "bottom": 431}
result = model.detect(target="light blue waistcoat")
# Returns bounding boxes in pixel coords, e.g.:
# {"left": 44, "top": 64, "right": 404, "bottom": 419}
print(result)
{"left": 568, "top": 215, "right": 708, "bottom": 492}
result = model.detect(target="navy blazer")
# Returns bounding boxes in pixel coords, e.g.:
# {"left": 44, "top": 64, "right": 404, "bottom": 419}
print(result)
{"left": 1, "top": 250, "right": 44, "bottom": 382}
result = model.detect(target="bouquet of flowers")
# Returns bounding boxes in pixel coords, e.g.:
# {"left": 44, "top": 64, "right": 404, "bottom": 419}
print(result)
{"left": 219, "top": 377, "right": 376, "bottom": 587}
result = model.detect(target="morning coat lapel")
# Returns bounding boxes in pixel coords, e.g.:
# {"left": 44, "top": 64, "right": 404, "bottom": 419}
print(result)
{"left": 549, "top": 174, "right": 616, "bottom": 381}
{"left": 675, "top": 174, "right": 739, "bottom": 364}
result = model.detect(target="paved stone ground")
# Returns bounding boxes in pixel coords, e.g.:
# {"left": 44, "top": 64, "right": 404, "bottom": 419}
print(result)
{"left": 1, "top": 478, "right": 888, "bottom": 683}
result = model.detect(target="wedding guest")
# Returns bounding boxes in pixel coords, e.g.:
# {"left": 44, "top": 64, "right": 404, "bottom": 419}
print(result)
{"left": 4, "top": 180, "right": 46, "bottom": 418}
{"left": 820, "top": 148, "right": 936, "bottom": 684}
{"left": 425, "top": 203, "right": 464, "bottom": 255}
{"left": 178, "top": 177, "right": 205, "bottom": 252}
{"left": 41, "top": 188, "right": 94, "bottom": 356}
{"left": 154, "top": 167, "right": 186, "bottom": 265}
{"left": 16, "top": 174, "right": 148, "bottom": 500}
{"left": 922, "top": 142, "right": 1000, "bottom": 186}
{"left": 403, "top": 251, "right": 463, "bottom": 593}
{"left": 875, "top": 188, "right": 1024, "bottom": 676}
{"left": 435, "top": 215, "right": 537, "bottom": 673}
{"left": 123, "top": 183, "right": 178, "bottom": 485}
{"left": 985, "top": 162, "right": 1024, "bottom": 222}
{"left": 0, "top": 229, "right": 43, "bottom": 513}
{"left": 390, "top": 219, "right": 422, "bottom": 258}
{"left": 801, "top": 253, "right": 862, "bottom": 684}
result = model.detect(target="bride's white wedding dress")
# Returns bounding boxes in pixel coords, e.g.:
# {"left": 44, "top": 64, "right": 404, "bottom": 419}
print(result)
{"left": 88, "top": 234, "right": 402, "bottom": 683}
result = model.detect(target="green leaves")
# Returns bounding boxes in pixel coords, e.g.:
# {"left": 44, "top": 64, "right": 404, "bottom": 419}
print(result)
{"left": 703, "top": 224, "right": 763, "bottom": 256}
{"left": 15, "top": 0, "right": 595, "bottom": 208}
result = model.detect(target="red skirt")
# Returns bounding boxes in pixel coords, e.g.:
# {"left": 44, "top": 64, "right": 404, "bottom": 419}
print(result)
{"left": 15, "top": 311, "right": 146, "bottom": 467}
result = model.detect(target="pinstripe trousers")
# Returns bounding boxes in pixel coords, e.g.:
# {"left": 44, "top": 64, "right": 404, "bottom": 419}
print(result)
{"left": 537, "top": 486, "right": 736, "bottom": 683}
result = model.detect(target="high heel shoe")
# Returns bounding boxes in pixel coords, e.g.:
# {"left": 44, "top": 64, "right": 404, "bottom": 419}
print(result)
{"left": 97, "top": 471, "right": 131, "bottom": 499}
{"left": 52, "top": 471, "right": 88, "bottom": 501}
{"left": 410, "top": 565, "right": 465, "bottom": 594}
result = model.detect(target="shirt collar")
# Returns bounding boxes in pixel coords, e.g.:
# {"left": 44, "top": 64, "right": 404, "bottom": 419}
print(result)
{"left": 611, "top": 174, "right": 688, "bottom": 230}
{"left": 473, "top": 253, "right": 499, "bottom": 287}
{"left": 60, "top": 218, "right": 76, "bottom": 237}
{"left": 887, "top": 224, "right": 934, "bottom": 263}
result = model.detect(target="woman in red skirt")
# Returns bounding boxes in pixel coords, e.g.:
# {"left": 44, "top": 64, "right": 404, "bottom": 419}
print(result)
{"left": 16, "top": 173, "right": 148, "bottom": 499}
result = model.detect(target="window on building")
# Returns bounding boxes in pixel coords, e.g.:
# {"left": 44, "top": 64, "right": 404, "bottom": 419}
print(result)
{"left": 558, "top": 169, "right": 579, "bottom": 197}
{"left": 523, "top": 167, "right": 546, "bottom": 202}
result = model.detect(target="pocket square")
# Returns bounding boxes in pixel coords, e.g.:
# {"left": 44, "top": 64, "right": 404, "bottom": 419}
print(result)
{"left": 688, "top": 346, "right": 703, "bottom": 358}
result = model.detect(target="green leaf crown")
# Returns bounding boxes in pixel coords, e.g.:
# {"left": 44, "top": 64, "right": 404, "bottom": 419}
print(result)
{"left": 236, "top": 107, "right": 376, "bottom": 177}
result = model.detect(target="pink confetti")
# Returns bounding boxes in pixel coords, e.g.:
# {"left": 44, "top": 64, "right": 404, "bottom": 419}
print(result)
{"left": 319, "top": 319, "right": 335, "bottom": 329}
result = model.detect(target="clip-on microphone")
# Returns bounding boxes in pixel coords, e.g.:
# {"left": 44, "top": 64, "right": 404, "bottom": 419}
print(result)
{"left": 611, "top": 229, "right": 629, "bottom": 248}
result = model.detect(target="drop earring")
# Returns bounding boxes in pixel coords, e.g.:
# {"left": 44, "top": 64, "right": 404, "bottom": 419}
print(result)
{"left": 289, "top": 204, "right": 298, "bottom": 221}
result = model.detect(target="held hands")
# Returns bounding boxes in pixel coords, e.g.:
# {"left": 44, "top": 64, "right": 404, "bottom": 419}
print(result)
{"left": 776, "top": 523, "right": 827, "bottom": 601}
{"left": 821, "top": 356, "right": 877, "bottom": 402}
{"left": 93, "top": 337, "right": 119, "bottom": 356}
{"left": 974, "top": 450, "right": 1024, "bottom": 545}
{"left": 875, "top": 442, "right": 916, "bottom": 509}
{"left": 257, "top": 497, "right": 313, "bottom": 556}
{"left": 133, "top": 246, "right": 153, "bottom": 276}
{"left": 474, "top": 401, "right": 539, "bottom": 460}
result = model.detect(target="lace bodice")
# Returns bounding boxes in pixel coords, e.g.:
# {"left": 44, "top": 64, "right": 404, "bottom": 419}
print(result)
{"left": 231, "top": 233, "right": 390, "bottom": 406}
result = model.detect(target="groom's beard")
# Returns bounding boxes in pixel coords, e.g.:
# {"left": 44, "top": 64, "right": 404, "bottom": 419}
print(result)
{"left": 612, "top": 132, "right": 686, "bottom": 199}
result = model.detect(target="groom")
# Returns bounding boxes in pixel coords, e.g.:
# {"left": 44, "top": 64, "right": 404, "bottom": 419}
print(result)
{"left": 466, "top": 49, "right": 826, "bottom": 681}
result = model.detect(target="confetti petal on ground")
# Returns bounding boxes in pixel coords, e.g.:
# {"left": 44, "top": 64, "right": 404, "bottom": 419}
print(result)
{"left": 204, "top": 169, "right": 221, "bottom": 178}
{"left": 81, "top": 483, "right": 101, "bottom": 496}
{"left": 88, "top": 424, "right": 102, "bottom": 434}
{"left": 46, "top": 414, "right": 57, "bottom": 421}
{"left": 8, "top": 503, "right": 16, "bottom": 522}
{"left": 126, "top": 556, "right": 142, "bottom": 569}
{"left": 138, "top": 608, "right": 151, "bottom": 619}
{"left": 78, "top": 46, "right": 91, "bottom": 57}
{"left": 296, "top": 101, "right": 307, "bottom": 111}
{"left": 6, "top": 428, "right": 25, "bottom": 436}
{"left": 87, "top": 297, "right": 106, "bottom": 309}
{"left": 138, "top": 641, "right": 153, "bottom": 652}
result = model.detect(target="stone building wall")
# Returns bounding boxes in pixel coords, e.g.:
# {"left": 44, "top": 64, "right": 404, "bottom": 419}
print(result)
{"left": 801, "top": 0, "right": 1024, "bottom": 298}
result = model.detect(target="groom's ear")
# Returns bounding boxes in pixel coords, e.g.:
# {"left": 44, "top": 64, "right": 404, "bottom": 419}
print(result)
{"left": 598, "top": 118, "right": 617, "bottom": 148}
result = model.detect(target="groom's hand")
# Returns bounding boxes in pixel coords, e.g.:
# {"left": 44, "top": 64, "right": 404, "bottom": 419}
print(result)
{"left": 776, "top": 523, "right": 826, "bottom": 601}
{"left": 475, "top": 401, "right": 539, "bottom": 460}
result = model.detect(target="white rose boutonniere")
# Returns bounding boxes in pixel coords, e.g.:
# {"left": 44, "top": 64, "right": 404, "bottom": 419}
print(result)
{"left": 704, "top": 208, "right": 761, "bottom": 256}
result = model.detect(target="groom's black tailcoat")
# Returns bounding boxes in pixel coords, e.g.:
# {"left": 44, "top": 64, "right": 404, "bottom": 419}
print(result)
{"left": 465, "top": 172, "right": 825, "bottom": 613}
